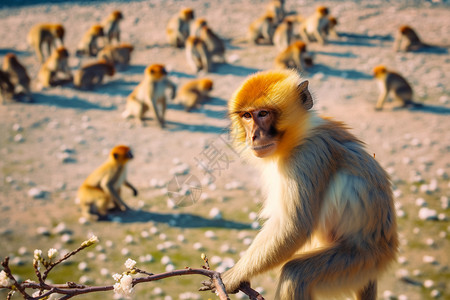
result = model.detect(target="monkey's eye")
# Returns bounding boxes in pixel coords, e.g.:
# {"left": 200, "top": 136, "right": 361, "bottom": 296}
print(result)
{"left": 242, "top": 112, "right": 252, "bottom": 119}
{"left": 258, "top": 110, "right": 269, "bottom": 117}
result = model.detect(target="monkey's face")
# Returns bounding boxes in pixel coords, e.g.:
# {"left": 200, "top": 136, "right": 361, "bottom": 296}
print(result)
{"left": 240, "top": 109, "right": 279, "bottom": 158}
{"left": 111, "top": 146, "right": 133, "bottom": 163}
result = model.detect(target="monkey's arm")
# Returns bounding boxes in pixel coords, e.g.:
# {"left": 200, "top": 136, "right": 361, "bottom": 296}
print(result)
{"left": 375, "top": 82, "right": 388, "bottom": 110}
{"left": 124, "top": 181, "right": 138, "bottom": 196}
{"left": 102, "top": 168, "right": 130, "bottom": 211}
{"left": 221, "top": 212, "right": 311, "bottom": 293}
{"left": 166, "top": 79, "right": 177, "bottom": 99}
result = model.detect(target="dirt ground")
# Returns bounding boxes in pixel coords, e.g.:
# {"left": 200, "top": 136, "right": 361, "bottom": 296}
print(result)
{"left": 0, "top": 0, "right": 449, "bottom": 299}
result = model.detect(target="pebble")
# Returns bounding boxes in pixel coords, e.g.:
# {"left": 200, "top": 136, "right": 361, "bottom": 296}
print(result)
{"left": 415, "top": 198, "right": 427, "bottom": 207}
{"left": 28, "top": 187, "right": 47, "bottom": 199}
{"left": 165, "top": 264, "right": 175, "bottom": 272}
{"left": 121, "top": 248, "right": 130, "bottom": 256}
{"left": 209, "top": 207, "right": 222, "bottom": 220}
{"left": 418, "top": 207, "right": 438, "bottom": 220}
{"left": 61, "top": 234, "right": 73, "bottom": 244}
{"left": 169, "top": 163, "right": 190, "bottom": 176}
{"left": 78, "top": 261, "right": 89, "bottom": 271}
{"left": 12, "top": 124, "right": 23, "bottom": 132}
{"left": 14, "top": 134, "right": 24, "bottom": 143}
{"left": 153, "top": 287, "right": 164, "bottom": 296}
{"left": 36, "top": 227, "right": 50, "bottom": 236}
{"left": 423, "top": 279, "right": 434, "bottom": 288}
{"left": 161, "top": 256, "right": 171, "bottom": 265}
{"left": 422, "top": 255, "right": 436, "bottom": 264}
{"left": 177, "top": 234, "right": 186, "bottom": 243}
{"left": 440, "top": 196, "right": 449, "bottom": 209}
{"left": 205, "top": 230, "right": 217, "bottom": 239}
{"left": 193, "top": 242, "right": 204, "bottom": 251}
{"left": 124, "top": 235, "right": 134, "bottom": 244}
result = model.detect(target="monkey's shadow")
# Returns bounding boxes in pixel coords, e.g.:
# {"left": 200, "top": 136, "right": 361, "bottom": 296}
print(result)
{"left": 338, "top": 32, "right": 393, "bottom": 41}
{"left": 32, "top": 93, "right": 116, "bottom": 110}
{"left": 101, "top": 209, "right": 252, "bottom": 229}
{"left": 309, "top": 64, "right": 373, "bottom": 80}
{"left": 0, "top": 48, "right": 31, "bottom": 56}
{"left": 91, "top": 80, "right": 138, "bottom": 97}
{"left": 214, "top": 63, "right": 260, "bottom": 77}
{"left": 407, "top": 105, "right": 450, "bottom": 115}
{"left": 166, "top": 121, "right": 225, "bottom": 134}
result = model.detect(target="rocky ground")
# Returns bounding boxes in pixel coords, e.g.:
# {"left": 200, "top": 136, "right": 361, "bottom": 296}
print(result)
{"left": 0, "top": 0, "right": 449, "bottom": 299}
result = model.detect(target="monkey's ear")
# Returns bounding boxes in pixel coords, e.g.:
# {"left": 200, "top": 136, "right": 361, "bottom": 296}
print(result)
{"left": 298, "top": 80, "right": 313, "bottom": 110}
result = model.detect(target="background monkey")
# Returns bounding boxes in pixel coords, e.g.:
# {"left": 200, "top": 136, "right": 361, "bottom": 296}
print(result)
{"left": 175, "top": 78, "right": 213, "bottom": 111}
{"left": 73, "top": 59, "right": 115, "bottom": 89}
{"left": 27, "top": 23, "right": 65, "bottom": 63}
{"left": 166, "top": 8, "right": 195, "bottom": 48}
{"left": 102, "top": 10, "right": 123, "bottom": 44}
{"left": 77, "top": 145, "right": 137, "bottom": 221}
{"left": 274, "top": 41, "right": 313, "bottom": 71}
{"left": 0, "top": 70, "right": 14, "bottom": 104}
{"left": 248, "top": 13, "right": 276, "bottom": 45}
{"left": 299, "top": 6, "right": 330, "bottom": 44}
{"left": 394, "top": 25, "right": 429, "bottom": 52}
{"left": 201, "top": 69, "right": 398, "bottom": 299}
{"left": 2, "top": 53, "right": 32, "bottom": 102}
{"left": 373, "top": 65, "right": 421, "bottom": 110}
{"left": 185, "top": 36, "right": 212, "bottom": 73}
{"left": 265, "top": 0, "right": 285, "bottom": 24}
{"left": 122, "top": 64, "right": 176, "bottom": 128}
{"left": 97, "top": 43, "right": 134, "bottom": 66}
{"left": 191, "top": 17, "right": 207, "bottom": 37}
{"left": 273, "top": 17, "right": 295, "bottom": 50}
{"left": 199, "top": 25, "right": 226, "bottom": 62}
{"left": 76, "top": 24, "right": 105, "bottom": 57}
{"left": 37, "top": 47, "right": 73, "bottom": 88}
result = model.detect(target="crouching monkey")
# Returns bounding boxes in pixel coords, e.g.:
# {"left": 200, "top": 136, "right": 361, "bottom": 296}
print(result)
{"left": 200, "top": 69, "right": 398, "bottom": 300}
{"left": 77, "top": 145, "right": 138, "bottom": 220}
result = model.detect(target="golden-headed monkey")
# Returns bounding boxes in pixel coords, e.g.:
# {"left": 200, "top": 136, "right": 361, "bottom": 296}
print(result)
{"left": 74, "top": 60, "right": 115, "bottom": 89}
{"left": 185, "top": 36, "right": 212, "bottom": 73}
{"left": 248, "top": 13, "right": 276, "bottom": 45}
{"left": 394, "top": 25, "right": 429, "bottom": 52}
{"left": 97, "top": 43, "right": 134, "bottom": 65}
{"left": 199, "top": 25, "right": 226, "bottom": 62}
{"left": 273, "top": 17, "right": 295, "bottom": 51}
{"left": 77, "top": 145, "right": 137, "bottom": 221}
{"left": 76, "top": 24, "right": 105, "bottom": 57}
{"left": 191, "top": 17, "right": 207, "bottom": 37}
{"left": 166, "top": 8, "right": 195, "bottom": 48}
{"left": 373, "top": 65, "right": 421, "bottom": 110}
{"left": 175, "top": 78, "right": 213, "bottom": 111}
{"left": 299, "top": 6, "right": 330, "bottom": 44}
{"left": 102, "top": 10, "right": 123, "bottom": 44}
{"left": 200, "top": 69, "right": 398, "bottom": 300}
{"left": 274, "top": 41, "right": 313, "bottom": 71}
{"left": 37, "top": 47, "right": 73, "bottom": 88}
{"left": 0, "top": 70, "right": 14, "bottom": 104}
{"left": 266, "top": 0, "right": 285, "bottom": 24}
{"left": 122, "top": 64, "right": 176, "bottom": 128}
{"left": 27, "top": 23, "right": 65, "bottom": 63}
{"left": 2, "top": 53, "right": 32, "bottom": 101}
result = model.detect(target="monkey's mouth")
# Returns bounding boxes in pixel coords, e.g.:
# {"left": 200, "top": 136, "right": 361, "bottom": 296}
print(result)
{"left": 252, "top": 143, "right": 275, "bottom": 151}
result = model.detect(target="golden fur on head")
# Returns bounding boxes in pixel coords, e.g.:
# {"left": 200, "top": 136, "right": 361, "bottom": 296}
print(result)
{"left": 399, "top": 25, "right": 413, "bottom": 34}
{"left": 53, "top": 24, "right": 65, "bottom": 38}
{"left": 229, "top": 69, "right": 313, "bottom": 160}
{"left": 109, "top": 145, "right": 133, "bottom": 163}
{"left": 317, "top": 6, "right": 329, "bottom": 16}
{"left": 293, "top": 40, "right": 306, "bottom": 51}
{"left": 373, "top": 65, "right": 387, "bottom": 77}
{"left": 181, "top": 8, "right": 194, "bottom": 20}
{"left": 111, "top": 10, "right": 123, "bottom": 20}
{"left": 146, "top": 64, "right": 167, "bottom": 80}
{"left": 55, "top": 47, "right": 69, "bottom": 58}
{"left": 199, "top": 78, "right": 213, "bottom": 91}
{"left": 90, "top": 25, "right": 104, "bottom": 36}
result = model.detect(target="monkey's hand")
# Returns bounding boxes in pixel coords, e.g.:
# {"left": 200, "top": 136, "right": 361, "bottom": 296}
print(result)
{"left": 199, "top": 278, "right": 243, "bottom": 295}
{"left": 133, "top": 189, "right": 138, "bottom": 197}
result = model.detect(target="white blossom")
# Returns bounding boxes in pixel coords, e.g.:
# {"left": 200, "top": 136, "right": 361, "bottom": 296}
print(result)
{"left": 113, "top": 274, "right": 135, "bottom": 299}
{"left": 112, "top": 273, "right": 122, "bottom": 281}
{"left": 34, "top": 249, "right": 42, "bottom": 261}
{"left": 48, "top": 248, "right": 59, "bottom": 260}
{"left": 124, "top": 258, "right": 137, "bottom": 270}
{"left": 0, "top": 270, "right": 14, "bottom": 287}
{"left": 81, "top": 235, "right": 99, "bottom": 247}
